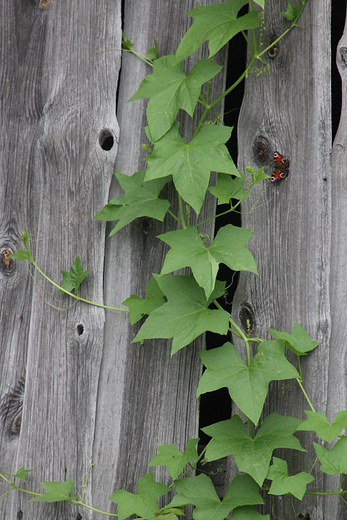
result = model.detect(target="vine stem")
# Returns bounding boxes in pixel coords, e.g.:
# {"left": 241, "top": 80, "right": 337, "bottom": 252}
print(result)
{"left": 296, "top": 378, "right": 316, "bottom": 413}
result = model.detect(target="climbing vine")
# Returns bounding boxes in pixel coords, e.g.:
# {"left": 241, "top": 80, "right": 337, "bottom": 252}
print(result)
{"left": 4, "top": 1, "right": 346, "bottom": 519}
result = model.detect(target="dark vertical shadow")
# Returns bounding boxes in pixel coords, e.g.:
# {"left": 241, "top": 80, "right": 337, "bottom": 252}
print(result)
{"left": 332, "top": 0, "right": 346, "bottom": 140}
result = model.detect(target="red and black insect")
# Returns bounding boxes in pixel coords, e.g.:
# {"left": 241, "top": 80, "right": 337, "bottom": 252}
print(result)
{"left": 271, "top": 151, "right": 290, "bottom": 182}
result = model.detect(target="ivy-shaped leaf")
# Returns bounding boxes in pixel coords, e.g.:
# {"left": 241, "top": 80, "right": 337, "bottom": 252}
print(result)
{"left": 59, "top": 256, "right": 92, "bottom": 296}
{"left": 266, "top": 457, "right": 314, "bottom": 500}
{"left": 109, "top": 473, "right": 170, "bottom": 520}
{"left": 149, "top": 438, "right": 199, "bottom": 480}
{"left": 159, "top": 225, "right": 257, "bottom": 299}
{"left": 95, "top": 170, "right": 170, "bottom": 235}
{"left": 198, "top": 341, "right": 298, "bottom": 425}
{"left": 146, "top": 38, "right": 158, "bottom": 61}
{"left": 281, "top": 1, "right": 301, "bottom": 20}
{"left": 208, "top": 172, "right": 246, "bottom": 204}
{"left": 175, "top": 0, "right": 259, "bottom": 63}
{"left": 297, "top": 410, "right": 347, "bottom": 443}
{"left": 123, "top": 276, "right": 166, "bottom": 326}
{"left": 130, "top": 55, "right": 222, "bottom": 142}
{"left": 314, "top": 437, "right": 347, "bottom": 475}
{"left": 11, "top": 250, "right": 31, "bottom": 262}
{"left": 169, "top": 473, "right": 263, "bottom": 520}
{"left": 203, "top": 414, "right": 304, "bottom": 486}
{"left": 145, "top": 124, "right": 238, "bottom": 215}
{"left": 13, "top": 467, "right": 34, "bottom": 483}
{"left": 29, "top": 479, "right": 77, "bottom": 503}
{"left": 269, "top": 322, "right": 318, "bottom": 357}
{"left": 133, "top": 275, "right": 230, "bottom": 355}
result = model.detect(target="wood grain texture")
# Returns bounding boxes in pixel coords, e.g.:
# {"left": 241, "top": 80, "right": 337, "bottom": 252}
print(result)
{"left": 231, "top": 1, "right": 332, "bottom": 518}
{"left": 0, "top": 1, "right": 228, "bottom": 519}
{"left": 0, "top": 1, "right": 121, "bottom": 518}
{"left": 91, "top": 1, "right": 228, "bottom": 516}
{"left": 326, "top": 7, "right": 347, "bottom": 518}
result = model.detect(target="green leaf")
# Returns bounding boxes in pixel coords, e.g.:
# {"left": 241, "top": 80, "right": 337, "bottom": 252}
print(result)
{"left": 109, "top": 473, "right": 170, "bottom": 520}
{"left": 297, "top": 410, "right": 347, "bottom": 443}
{"left": 95, "top": 170, "right": 170, "bottom": 235}
{"left": 145, "top": 124, "right": 238, "bottom": 215}
{"left": 59, "top": 255, "right": 92, "bottom": 296}
{"left": 253, "top": 0, "right": 265, "bottom": 7}
{"left": 267, "top": 457, "right": 314, "bottom": 500}
{"left": 208, "top": 172, "right": 245, "bottom": 204}
{"left": 159, "top": 225, "right": 257, "bottom": 299}
{"left": 198, "top": 341, "right": 298, "bottom": 425}
{"left": 130, "top": 55, "right": 222, "bottom": 142}
{"left": 149, "top": 438, "right": 199, "bottom": 480}
{"left": 123, "top": 276, "right": 166, "bottom": 325}
{"left": 314, "top": 437, "right": 347, "bottom": 475}
{"left": 29, "top": 479, "right": 77, "bottom": 503}
{"left": 203, "top": 414, "right": 304, "bottom": 486}
{"left": 11, "top": 250, "right": 31, "bottom": 262}
{"left": 122, "top": 31, "right": 133, "bottom": 51}
{"left": 146, "top": 38, "right": 158, "bottom": 61}
{"left": 252, "top": 166, "right": 270, "bottom": 184}
{"left": 232, "top": 506, "right": 270, "bottom": 519}
{"left": 269, "top": 322, "right": 318, "bottom": 357}
{"left": 281, "top": 2, "right": 301, "bottom": 20}
{"left": 169, "top": 473, "right": 263, "bottom": 520}
{"left": 13, "top": 467, "right": 34, "bottom": 483}
{"left": 133, "top": 275, "right": 230, "bottom": 355}
{"left": 175, "top": 0, "right": 259, "bottom": 63}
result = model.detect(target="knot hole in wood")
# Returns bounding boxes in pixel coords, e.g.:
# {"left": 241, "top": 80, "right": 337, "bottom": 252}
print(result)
{"left": 267, "top": 34, "right": 279, "bottom": 59}
{"left": 0, "top": 247, "right": 15, "bottom": 277}
{"left": 76, "top": 323, "right": 85, "bottom": 336}
{"left": 140, "top": 218, "right": 152, "bottom": 235}
{"left": 239, "top": 302, "right": 256, "bottom": 335}
{"left": 99, "top": 128, "right": 115, "bottom": 151}
{"left": 252, "top": 135, "right": 272, "bottom": 165}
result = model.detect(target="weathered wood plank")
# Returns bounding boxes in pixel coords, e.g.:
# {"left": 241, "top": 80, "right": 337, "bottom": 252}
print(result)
{"left": 0, "top": 1, "right": 122, "bottom": 518}
{"left": 91, "top": 1, "right": 228, "bottom": 516}
{"left": 231, "top": 1, "right": 332, "bottom": 518}
{"left": 325, "top": 8, "right": 347, "bottom": 518}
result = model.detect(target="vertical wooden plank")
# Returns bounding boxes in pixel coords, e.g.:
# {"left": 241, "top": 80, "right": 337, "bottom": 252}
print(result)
{"left": 0, "top": 1, "right": 121, "bottom": 518}
{"left": 91, "top": 0, "right": 228, "bottom": 515}
{"left": 231, "top": 1, "right": 332, "bottom": 518}
{"left": 326, "top": 7, "right": 347, "bottom": 518}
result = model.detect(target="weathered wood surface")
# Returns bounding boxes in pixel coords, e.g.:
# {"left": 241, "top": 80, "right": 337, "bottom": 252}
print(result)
{"left": 326, "top": 10, "right": 347, "bottom": 519}
{"left": 232, "top": 1, "right": 333, "bottom": 518}
{"left": 0, "top": 1, "right": 227, "bottom": 519}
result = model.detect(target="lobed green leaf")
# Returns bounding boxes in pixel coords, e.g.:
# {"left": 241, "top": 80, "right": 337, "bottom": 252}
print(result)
{"left": 297, "top": 410, "right": 347, "bottom": 443}
{"left": 59, "top": 255, "right": 92, "bottom": 296}
{"left": 314, "top": 437, "right": 347, "bottom": 475}
{"left": 95, "top": 170, "right": 170, "bottom": 235}
{"left": 175, "top": 0, "right": 259, "bottom": 63}
{"left": 29, "top": 479, "right": 77, "bottom": 503}
{"left": 123, "top": 276, "right": 166, "bottom": 325}
{"left": 203, "top": 414, "right": 304, "bottom": 486}
{"left": 145, "top": 124, "right": 238, "bottom": 215}
{"left": 269, "top": 322, "right": 318, "bottom": 357}
{"left": 266, "top": 457, "right": 314, "bottom": 500}
{"left": 149, "top": 438, "right": 199, "bottom": 480}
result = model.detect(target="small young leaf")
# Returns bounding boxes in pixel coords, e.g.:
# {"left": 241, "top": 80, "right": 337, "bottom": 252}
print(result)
{"left": 149, "top": 438, "right": 199, "bottom": 480}
{"left": 266, "top": 457, "right": 314, "bottom": 500}
{"left": 145, "top": 124, "right": 238, "bottom": 215}
{"left": 133, "top": 275, "right": 230, "bottom": 355}
{"left": 203, "top": 414, "right": 304, "bottom": 486}
{"left": 159, "top": 224, "right": 257, "bottom": 299}
{"left": 130, "top": 55, "right": 222, "bottom": 142}
{"left": 109, "top": 473, "right": 170, "bottom": 520}
{"left": 169, "top": 473, "right": 263, "bottom": 520}
{"left": 29, "top": 479, "right": 77, "bottom": 503}
{"left": 297, "top": 410, "right": 347, "bottom": 443}
{"left": 175, "top": 0, "right": 259, "bottom": 63}
{"left": 11, "top": 250, "right": 31, "bottom": 262}
{"left": 123, "top": 276, "right": 166, "bottom": 325}
{"left": 252, "top": 166, "right": 270, "bottom": 184}
{"left": 122, "top": 31, "right": 133, "bottom": 51}
{"left": 281, "top": 1, "right": 301, "bottom": 20}
{"left": 95, "top": 171, "right": 170, "bottom": 235}
{"left": 208, "top": 172, "right": 245, "bottom": 204}
{"left": 59, "top": 255, "right": 92, "bottom": 296}
{"left": 314, "top": 437, "right": 347, "bottom": 475}
{"left": 269, "top": 322, "right": 318, "bottom": 357}
{"left": 146, "top": 38, "right": 158, "bottom": 61}
{"left": 13, "top": 467, "right": 34, "bottom": 483}
{"left": 198, "top": 341, "right": 298, "bottom": 425}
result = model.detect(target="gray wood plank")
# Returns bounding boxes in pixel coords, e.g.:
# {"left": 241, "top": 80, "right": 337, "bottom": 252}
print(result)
{"left": 231, "top": 1, "right": 332, "bottom": 518}
{"left": 0, "top": 1, "right": 122, "bottom": 518}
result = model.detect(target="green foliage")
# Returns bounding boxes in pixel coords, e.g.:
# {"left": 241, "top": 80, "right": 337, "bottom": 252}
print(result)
{"left": 59, "top": 255, "right": 92, "bottom": 296}
{"left": 6, "top": 1, "right": 341, "bottom": 519}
